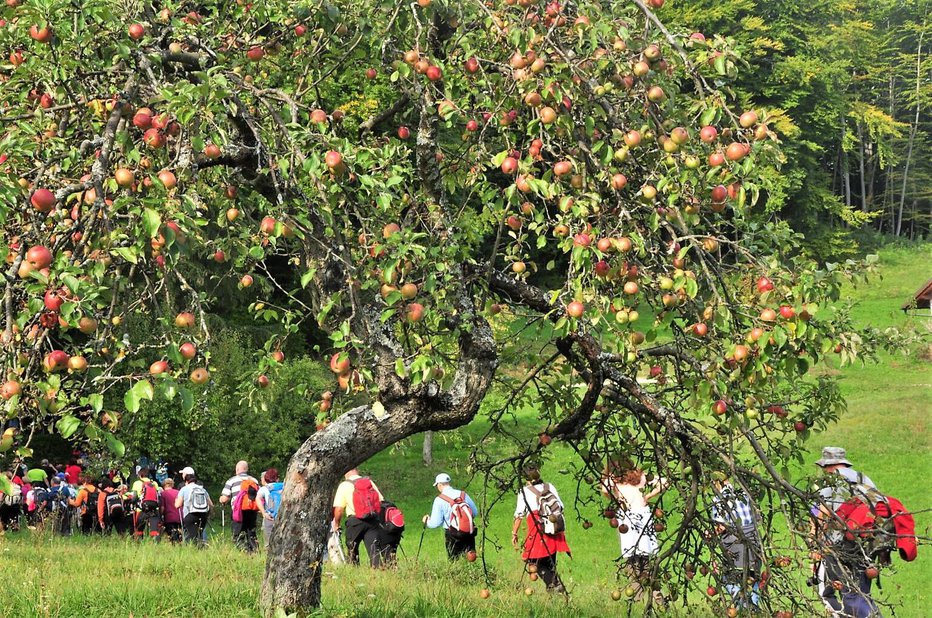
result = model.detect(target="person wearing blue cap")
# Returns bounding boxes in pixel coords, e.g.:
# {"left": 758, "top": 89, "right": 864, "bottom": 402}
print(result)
{"left": 422, "top": 473, "right": 479, "bottom": 559}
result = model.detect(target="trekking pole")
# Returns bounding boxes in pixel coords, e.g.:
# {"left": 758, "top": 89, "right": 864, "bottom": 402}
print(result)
{"left": 414, "top": 521, "right": 427, "bottom": 563}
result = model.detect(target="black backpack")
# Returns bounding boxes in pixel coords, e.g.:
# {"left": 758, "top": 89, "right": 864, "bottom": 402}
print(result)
{"left": 85, "top": 487, "right": 99, "bottom": 511}
{"left": 105, "top": 492, "right": 124, "bottom": 520}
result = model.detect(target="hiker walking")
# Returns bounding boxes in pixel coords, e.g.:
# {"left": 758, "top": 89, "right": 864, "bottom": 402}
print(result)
{"left": 422, "top": 473, "right": 478, "bottom": 560}
{"left": 159, "top": 479, "right": 183, "bottom": 543}
{"left": 97, "top": 479, "right": 128, "bottom": 535}
{"left": 130, "top": 468, "right": 162, "bottom": 541}
{"left": 219, "top": 461, "right": 259, "bottom": 551}
{"left": 68, "top": 473, "right": 100, "bottom": 535}
{"left": 257, "top": 468, "right": 284, "bottom": 548}
{"left": 0, "top": 470, "right": 22, "bottom": 532}
{"left": 811, "top": 447, "right": 884, "bottom": 618}
{"left": 601, "top": 461, "right": 668, "bottom": 604}
{"left": 48, "top": 476, "right": 74, "bottom": 535}
{"left": 512, "top": 463, "right": 570, "bottom": 593}
{"left": 176, "top": 473, "right": 212, "bottom": 545}
{"left": 710, "top": 476, "right": 763, "bottom": 609}
{"left": 332, "top": 468, "right": 386, "bottom": 567}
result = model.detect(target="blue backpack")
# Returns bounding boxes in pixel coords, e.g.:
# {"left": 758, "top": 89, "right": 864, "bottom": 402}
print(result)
{"left": 266, "top": 482, "right": 284, "bottom": 519}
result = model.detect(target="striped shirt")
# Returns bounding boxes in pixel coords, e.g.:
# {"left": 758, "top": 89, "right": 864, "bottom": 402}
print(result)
{"left": 221, "top": 473, "right": 258, "bottom": 499}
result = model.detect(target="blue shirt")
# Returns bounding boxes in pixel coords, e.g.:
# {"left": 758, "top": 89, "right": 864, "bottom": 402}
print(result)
{"left": 426, "top": 487, "right": 478, "bottom": 530}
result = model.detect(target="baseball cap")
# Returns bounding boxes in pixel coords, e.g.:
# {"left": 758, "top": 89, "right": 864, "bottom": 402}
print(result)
{"left": 433, "top": 473, "right": 451, "bottom": 486}
{"left": 180, "top": 466, "right": 195, "bottom": 477}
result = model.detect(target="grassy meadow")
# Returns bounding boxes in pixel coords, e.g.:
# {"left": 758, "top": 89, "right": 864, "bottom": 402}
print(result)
{"left": 0, "top": 244, "right": 928, "bottom": 617}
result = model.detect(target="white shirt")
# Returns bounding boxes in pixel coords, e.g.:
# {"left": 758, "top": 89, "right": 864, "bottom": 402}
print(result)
{"left": 514, "top": 482, "right": 564, "bottom": 519}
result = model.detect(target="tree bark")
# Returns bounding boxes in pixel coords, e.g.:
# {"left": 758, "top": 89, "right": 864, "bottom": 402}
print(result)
{"left": 857, "top": 121, "right": 867, "bottom": 212}
{"left": 422, "top": 431, "right": 433, "bottom": 466}
{"left": 896, "top": 32, "right": 923, "bottom": 237}
{"left": 841, "top": 121, "right": 851, "bottom": 209}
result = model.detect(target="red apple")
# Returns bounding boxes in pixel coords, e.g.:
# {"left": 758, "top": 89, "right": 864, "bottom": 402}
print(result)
{"left": 190, "top": 368, "right": 209, "bottom": 384}
{"left": 692, "top": 323, "right": 708, "bottom": 337}
{"left": 257, "top": 374, "right": 270, "bottom": 388}
{"left": 406, "top": 302, "right": 425, "bottom": 322}
{"left": 712, "top": 400, "right": 728, "bottom": 415}
{"left": 426, "top": 65, "right": 442, "bottom": 81}
{"left": 26, "top": 245, "right": 52, "bottom": 269}
{"left": 246, "top": 46, "right": 265, "bottom": 62}
{"left": 779, "top": 305, "right": 795, "bottom": 319}
{"left": 128, "top": 23, "right": 145, "bottom": 40}
{"left": 44, "top": 289, "right": 64, "bottom": 312}
{"left": 566, "top": 301, "right": 584, "bottom": 318}
{"left": 329, "top": 353, "right": 351, "bottom": 374}
{"left": 180, "top": 342, "right": 197, "bottom": 359}
{"left": 174, "top": 312, "right": 195, "bottom": 328}
{"left": 30, "top": 188, "right": 56, "bottom": 213}
{"left": 756, "top": 277, "right": 775, "bottom": 294}
{"left": 500, "top": 156, "right": 518, "bottom": 175}
{"left": 150, "top": 360, "right": 169, "bottom": 375}
{"left": 29, "top": 25, "right": 52, "bottom": 43}
{"left": 325, "top": 150, "right": 343, "bottom": 169}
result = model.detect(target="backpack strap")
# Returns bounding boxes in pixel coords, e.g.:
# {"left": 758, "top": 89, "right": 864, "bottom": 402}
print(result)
{"left": 526, "top": 482, "right": 543, "bottom": 498}
{"left": 439, "top": 493, "right": 456, "bottom": 506}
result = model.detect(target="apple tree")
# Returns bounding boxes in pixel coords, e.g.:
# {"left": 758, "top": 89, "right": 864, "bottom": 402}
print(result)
{"left": 0, "top": 0, "right": 892, "bottom": 614}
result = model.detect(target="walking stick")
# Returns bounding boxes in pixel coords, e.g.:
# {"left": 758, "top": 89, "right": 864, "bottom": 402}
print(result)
{"left": 221, "top": 504, "right": 225, "bottom": 528}
{"left": 414, "top": 521, "right": 427, "bottom": 563}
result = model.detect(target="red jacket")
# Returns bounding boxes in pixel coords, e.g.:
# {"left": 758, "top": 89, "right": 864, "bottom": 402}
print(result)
{"left": 836, "top": 495, "right": 917, "bottom": 562}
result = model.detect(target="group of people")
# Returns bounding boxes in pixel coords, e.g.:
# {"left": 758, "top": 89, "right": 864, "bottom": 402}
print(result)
{"left": 0, "top": 458, "right": 285, "bottom": 553}
{"left": 0, "top": 447, "right": 907, "bottom": 616}
{"left": 330, "top": 447, "right": 905, "bottom": 617}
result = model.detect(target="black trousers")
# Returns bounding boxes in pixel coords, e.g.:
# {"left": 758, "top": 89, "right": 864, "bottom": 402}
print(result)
{"left": 445, "top": 528, "right": 476, "bottom": 559}
{"left": 183, "top": 512, "right": 208, "bottom": 545}
{"left": 0, "top": 504, "right": 20, "bottom": 530}
{"left": 345, "top": 517, "right": 383, "bottom": 567}
{"left": 235, "top": 510, "right": 258, "bottom": 552}
{"left": 163, "top": 521, "right": 182, "bottom": 543}
{"left": 527, "top": 553, "right": 564, "bottom": 591}
{"left": 134, "top": 506, "right": 161, "bottom": 540}
{"left": 79, "top": 511, "right": 98, "bottom": 535}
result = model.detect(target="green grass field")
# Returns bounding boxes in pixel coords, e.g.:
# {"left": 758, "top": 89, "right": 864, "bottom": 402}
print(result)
{"left": 0, "top": 244, "right": 928, "bottom": 617}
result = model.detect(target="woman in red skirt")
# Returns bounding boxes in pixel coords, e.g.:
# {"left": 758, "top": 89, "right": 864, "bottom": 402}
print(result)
{"left": 511, "top": 463, "right": 571, "bottom": 592}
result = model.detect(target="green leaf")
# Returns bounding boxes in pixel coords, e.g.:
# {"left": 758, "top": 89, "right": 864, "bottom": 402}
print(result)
{"left": 104, "top": 433, "right": 125, "bottom": 457}
{"left": 88, "top": 393, "right": 103, "bottom": 414}
{"left": 714, "top": 54, "right": 726, "bottom": 76}
{"left": 114, "top": 247, "right": 138, "bottom": 264}
{"left": 124, "top": 388, "right": 140, "bottom": 413}
{"left": 143, "top": 208, "right": 161, "bottom": 238}
{"left": 179, "top": 387, "right": 194, "bottom": 413}
{"left": 0, "top": 474, "right": 12, "bottom": 495}
{"left": 133, "top": 379, "right": 155, "bottom": 402}
{"left": 56, "top": 415, "right": 81, "bottom": 439}
{"left": 394, "top": 357, "right": 407, "bottom": 378}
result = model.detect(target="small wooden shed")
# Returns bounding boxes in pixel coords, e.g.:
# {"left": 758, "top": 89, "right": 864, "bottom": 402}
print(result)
{"left": 902, "top": 279, "right": 932, "bottom": 313}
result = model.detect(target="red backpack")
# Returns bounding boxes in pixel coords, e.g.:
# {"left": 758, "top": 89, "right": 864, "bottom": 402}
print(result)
{"left": 440, "top": 491, "right": 476, "bottom": 535}
{"left": 352, "top": 477, "right": 381, "bottom": 520}
{"left": 140, "top": 480, "right": 159, "bottom": 510}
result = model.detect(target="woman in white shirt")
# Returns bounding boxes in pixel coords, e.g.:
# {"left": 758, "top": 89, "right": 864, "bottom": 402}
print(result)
{"left": 601, "top": 461, "right": 668, "bottom": 603}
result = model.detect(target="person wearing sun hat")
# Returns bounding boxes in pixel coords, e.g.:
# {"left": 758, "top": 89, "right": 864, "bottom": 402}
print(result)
{"left": 812, "top": 446, "right": 879, "bottom": 617}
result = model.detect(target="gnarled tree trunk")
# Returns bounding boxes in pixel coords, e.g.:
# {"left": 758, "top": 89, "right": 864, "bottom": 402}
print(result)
{"left": 261, "top": 300, "right": 497, "bottom": 616}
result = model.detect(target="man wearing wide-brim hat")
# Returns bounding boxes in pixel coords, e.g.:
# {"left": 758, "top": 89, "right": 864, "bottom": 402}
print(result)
{"left": 811, "top": 446, "right": 879, "bottom": 617}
